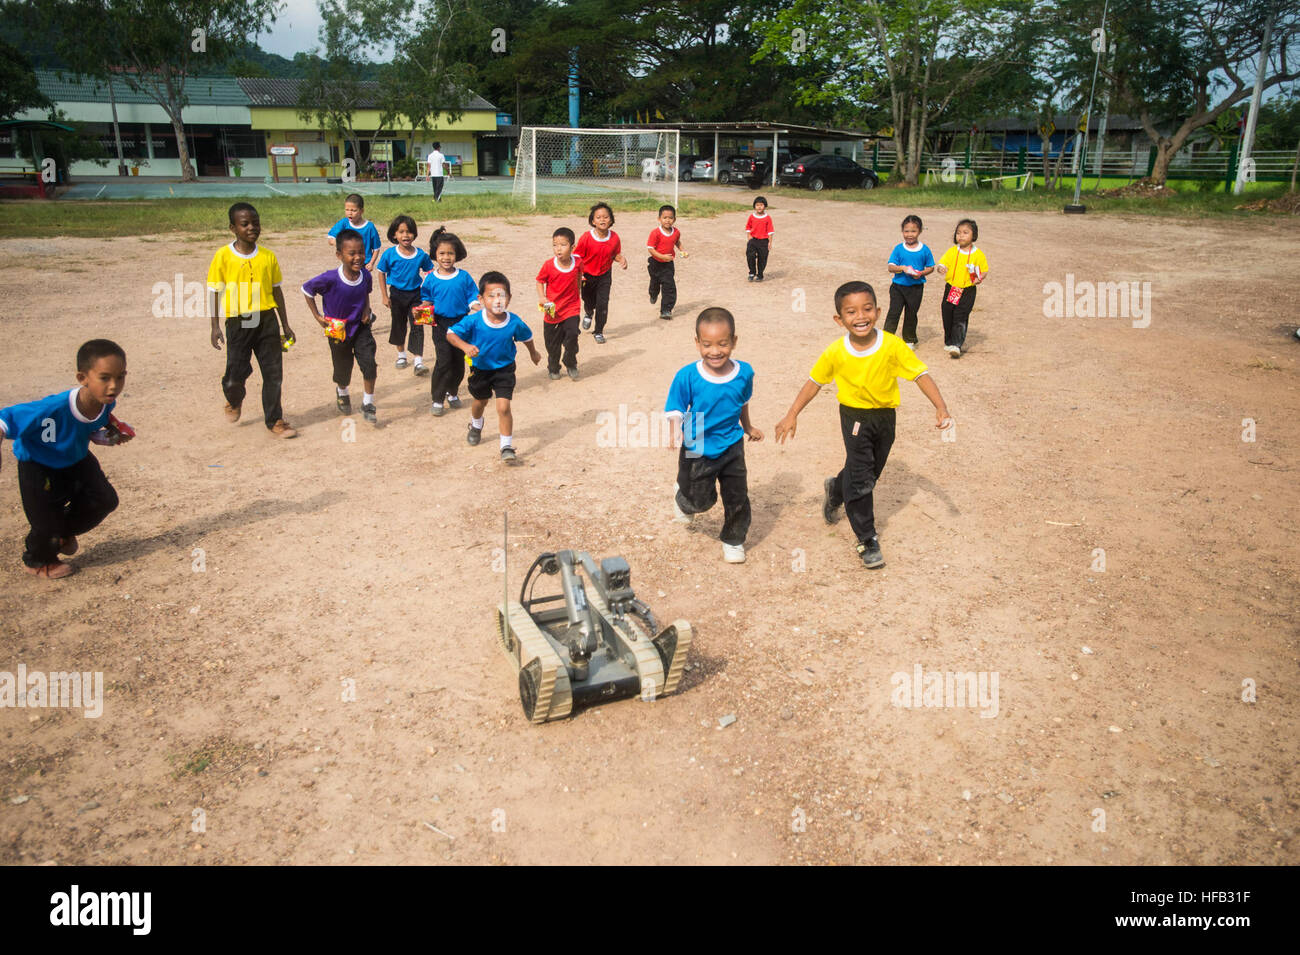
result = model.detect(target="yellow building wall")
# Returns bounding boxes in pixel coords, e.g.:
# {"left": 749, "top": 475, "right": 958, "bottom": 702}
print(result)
{"left": 251, "top": 107, "right": 494, "bottom": 178}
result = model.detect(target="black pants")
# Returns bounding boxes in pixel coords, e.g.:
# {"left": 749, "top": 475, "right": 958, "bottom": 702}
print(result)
{"left": 387, "top": 287, "right": 423, "bottom": 355}
{"left": 543, "top": 316, "right": 579, "bottom": 372}
{"left": 430, "top": 315, "right": 466, "bottom": 402}
{"left": 827, "top": 406, "right": 896, "bottom": 543}
{"left": 17, "top": 454, "right": 118, "bottom": 567}
{"left": 647, "top": 258, "right": 676, "bottom": 313}
{"left": 581, "top": 270, "right": 613, "bottom": 333}
{"left": 745, "top": 238, "right": 770, "bottom": 278}
{"left": 941, "top": 284, "right": 977, "bottom": 348}
{"left": 329, "top": 324, "right": 378, "bottom": 388}
{"left": 675, "top": 438, "right": 750, "bottom": 546}
{"left": 430, "top": 176, "right": 445, "bottom": 201}
{"left": 884, "top": 283, "right": 924, "bottom": 343}
{"left": 222, "top": 309, "right": 283, "bottom": 428}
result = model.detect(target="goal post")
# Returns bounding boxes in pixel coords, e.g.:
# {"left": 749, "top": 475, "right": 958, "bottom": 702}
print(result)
{"left": 512, "top": 127, "right": 680, "bottom": 208}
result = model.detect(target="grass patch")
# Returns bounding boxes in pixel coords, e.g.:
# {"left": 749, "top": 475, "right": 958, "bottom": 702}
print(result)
{"left": 0, "top": 193, "right": 748, "bottom": 239}
{"left": 757, "top": 181, "right": 1297, "bottom": 219}
{"left": 168, "top": 737, "right": 254, "bottom": 780}
{"left": 1246, "top": 357, "right": 1282, "bottom": 370}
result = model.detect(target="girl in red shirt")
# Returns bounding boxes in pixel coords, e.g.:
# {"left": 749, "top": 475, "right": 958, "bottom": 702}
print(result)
{"left": 574, "top": 202, "right": 627, "bottom": 344}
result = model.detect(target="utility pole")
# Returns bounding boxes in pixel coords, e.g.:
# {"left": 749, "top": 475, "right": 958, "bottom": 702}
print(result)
{"left": 1066, "top": 0, "right": 1110, "bottom": 213}
{"left": 1234, "top": 3, "right": 1276, "bottom": 195}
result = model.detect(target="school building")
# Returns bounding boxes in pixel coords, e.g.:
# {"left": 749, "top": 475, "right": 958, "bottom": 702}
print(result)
{"left": 2, "top": 70, "right": 506, "bottom": 180}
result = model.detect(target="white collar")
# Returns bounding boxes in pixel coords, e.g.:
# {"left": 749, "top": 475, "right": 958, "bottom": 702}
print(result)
{"left": 551, "top": 256, "right": 576, "bottom": 272}
{"left": 432, "top": 268, "right": 460, "bottom": 280}
{"left": 228, "top": 241, "right": 259, "bottom": 259}
{"left": 842, "top": 332, "right": 883, "bottom": 357}
{"left": 482, "top": 312, "right": 509, "bottom": 328}
{"left": 957, "top": 245, "right": 978, "bottom": 255}
{"left": 658, "top": 225, "right": 676, "bottom": 236}
{"left": 751, "top": 211, "right": 768, "bottom": 218}
{"left": 68, "top": 388, "right": 103, "bottom": 424}
{"left": 902, "top": 241, "right": 923, "bottom": 251}
{"left": 394, "top": 245, "right": 418, "bottom": 258}
{"left": 345, "top": 218, "right": 370, "bottom": 230}
{"left": 696, "top": 359, "right": 740, "bottom": 384}
{"left": 588, "top": 229, "right": 612, "bottom": 242}
{"left": 336, "top": 265, "right": 364, "bottom": 286}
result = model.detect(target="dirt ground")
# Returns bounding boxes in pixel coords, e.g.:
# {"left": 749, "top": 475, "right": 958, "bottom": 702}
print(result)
{"left": 1, "top": 188, "right": 1297, "bottom": 865}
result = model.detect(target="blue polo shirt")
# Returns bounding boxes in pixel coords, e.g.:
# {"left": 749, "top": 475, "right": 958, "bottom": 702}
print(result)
{"left": 664, "top": 359, "right": 754, "bottom": 459}
{"left": 888, "top": 242, "right": 935, "bottom": 286}
{"left": 377, "top": 246, "right": 434, "bottom": 291}
{"left": 327, "top": 218, "right": 383, "bottom": 262}
{"left": 449, "top": 312, "right": 533, "bottom": 370}
{"left": 420, "top": 268, "right": 480, "bottom": 319}
{"left": 0, "top": 388, "right": 115, "bottom": 469}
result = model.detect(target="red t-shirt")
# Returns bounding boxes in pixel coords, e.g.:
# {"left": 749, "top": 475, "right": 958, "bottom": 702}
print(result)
{"left": 536, "top": 255, "right": 583, "bottom": 322}
{"left": 746, "top": 213, "right": 774, "bottom": 240}
{"left": 574, "top": 229, "right": 622, "bottom": 276}
{"left": 646, "top": 226, "right": 679, "bottom": 258}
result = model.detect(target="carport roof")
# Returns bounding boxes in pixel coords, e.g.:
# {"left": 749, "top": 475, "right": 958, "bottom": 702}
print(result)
{"left": 614, "top": 121, "right": 878, "bottom": 141}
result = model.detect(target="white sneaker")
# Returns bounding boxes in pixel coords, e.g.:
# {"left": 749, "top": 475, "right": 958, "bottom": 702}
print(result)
{"left": 951, "top": 345, "right": 961, "bottom": 358}
{"left": 722, "top": 542, "right": 746, "bottom": 563}
{"left": 905, "top": 342, "right": 916, "bottom": 351}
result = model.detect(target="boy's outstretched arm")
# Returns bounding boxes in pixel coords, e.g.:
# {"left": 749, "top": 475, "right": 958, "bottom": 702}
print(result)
{"left": 273, "top": 286, "right": 295, "bottom": 342}
{"left": 774, "top": 379, "right": 822, "bottom": 443}
{"left": 915, "top": 373, "right": 954, "bottom": 429}
{"left": 523, "top": 339, "right": 541, "bottom": 365}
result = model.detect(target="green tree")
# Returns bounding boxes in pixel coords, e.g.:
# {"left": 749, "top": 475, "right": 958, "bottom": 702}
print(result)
{"left": 755, "top": 0, "right": 1040, "bottom": 185}
{"left": 0, "top": 38, "right": 51, "bottom": 120}
{"left": 1062, "top": 0, "right": 1300, "bottom": 184}
{"left": 29, "top": 0, "right": 282, "bottom": 181}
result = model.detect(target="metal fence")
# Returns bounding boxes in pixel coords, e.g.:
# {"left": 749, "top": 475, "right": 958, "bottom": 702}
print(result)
{"left": 871, "top": 146, "right": 1297, "bottom": 183}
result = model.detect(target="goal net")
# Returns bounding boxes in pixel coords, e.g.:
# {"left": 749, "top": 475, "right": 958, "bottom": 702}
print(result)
{"left": 512, "top": 127, "right": 680, "bottom": 207}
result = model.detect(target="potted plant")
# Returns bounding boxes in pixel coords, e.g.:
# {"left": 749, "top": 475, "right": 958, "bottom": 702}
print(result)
{"left": 229, "top": 157, "right": 244, "bottom": 177}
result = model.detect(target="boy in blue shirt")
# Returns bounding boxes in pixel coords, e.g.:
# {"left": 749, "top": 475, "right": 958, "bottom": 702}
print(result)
{"left": 326, "top": 194, "right": 382, "bottom": 271}
{"left": 0, "top": 340, "right": 132, "bottom": 578}
{"left": 883, "top": 214, "right": 935, "bottom": 349}
{"left": 665, "top": 307, "right": 762, "bottom": 563}
{"left": 446, "top": 272, "right": 541, "bottom": 463}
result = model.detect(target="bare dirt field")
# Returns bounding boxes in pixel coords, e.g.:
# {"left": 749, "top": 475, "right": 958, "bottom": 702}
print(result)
{"left": 1, "top": 188, "right": 1297, "bottom": 865}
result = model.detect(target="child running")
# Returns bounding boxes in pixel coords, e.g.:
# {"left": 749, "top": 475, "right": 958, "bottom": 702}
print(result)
{"left": 774, "top": 281, "right": 953, "bottom": 569}
{"left": 419, "top": 227, "right": 481, "bottom": 416}
{"left": 446, "top": 272, "right": 541, "bottom": 464}
{"left": 934, "top": 218, "right": 989, "bottom": 358}
{"left": 647, "top": 204, "right": 687, "bottom": 320}
{"left": 0, "top": 339, "right": 131, "bottom": 578}
{"left": 575, "top": 202, "right": 626, "bottom": 344}
{"left": 745, "top": 196, "right": 774, "bottom": 281}
{"left": 536, "top": 227, "right": 584, "bottom": 380}
{"left": 665, "top": 307, "right": 762, "bottom": 564}
{"left": 883, "top": 214, "right": 935, "bottom": 350}
{"left": 377, "top": 214, "right": 435, "bottom": 375}
{"left": 302, "top": 229, "right": 380, "bottom": 425}
{"left": 207, "top": 201, "right": 297, "bottom": 438}
{"left": 326, "top": 194, "right": 382, "bottom": 271}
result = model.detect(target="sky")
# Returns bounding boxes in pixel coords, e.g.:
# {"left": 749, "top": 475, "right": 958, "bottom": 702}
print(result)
{"left": 256, "top": 0, "right": 324, "bottom": 59}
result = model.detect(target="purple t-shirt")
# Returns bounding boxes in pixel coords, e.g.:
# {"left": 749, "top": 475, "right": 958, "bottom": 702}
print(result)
{"left": 302, "top": 266, "right": 373, "bottom": 339}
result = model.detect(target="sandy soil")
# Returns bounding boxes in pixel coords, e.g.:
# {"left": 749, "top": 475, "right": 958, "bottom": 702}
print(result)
{"left": 1, "top": 188, "right": 1297, "bottom": 865}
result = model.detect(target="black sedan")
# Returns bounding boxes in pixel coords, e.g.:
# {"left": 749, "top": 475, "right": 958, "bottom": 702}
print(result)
{"left": 778, "top": 154, "right": 879, "bottom": 191}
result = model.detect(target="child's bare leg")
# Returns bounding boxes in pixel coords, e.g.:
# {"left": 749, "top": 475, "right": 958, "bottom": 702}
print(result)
{"left": 363, "top": 377, "right": 376, "bottom": 395}
{"left": 497, "top": 397, "right": 513, "bottom": 440}
{"left": 471, "top": 398, "right": 489, "bottom": 420}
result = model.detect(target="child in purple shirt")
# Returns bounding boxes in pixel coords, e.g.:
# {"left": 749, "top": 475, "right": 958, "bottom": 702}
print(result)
{"left": 302, "top": 229, "right": 380, "bottom": 424}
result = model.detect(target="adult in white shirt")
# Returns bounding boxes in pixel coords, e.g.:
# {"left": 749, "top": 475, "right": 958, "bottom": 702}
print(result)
{"left": 427, "top": 142, "right": 447, "bottom": 201}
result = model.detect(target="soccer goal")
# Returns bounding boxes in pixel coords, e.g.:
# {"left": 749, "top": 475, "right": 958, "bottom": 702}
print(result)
{"left": 512, "top": 127, "right": 680, "bottom": 208}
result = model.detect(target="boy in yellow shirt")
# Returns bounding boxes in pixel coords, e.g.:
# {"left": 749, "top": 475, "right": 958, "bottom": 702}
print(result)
{"left": 775, "top": 281, "right": 953, "bottom": 568}
{"left": 207, "top": 202, "right": 297, "bottom": 437}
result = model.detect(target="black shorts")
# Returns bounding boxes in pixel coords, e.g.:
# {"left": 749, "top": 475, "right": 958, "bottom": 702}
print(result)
{"left": 467, "top": 361, "right": 517, "bottom": 400}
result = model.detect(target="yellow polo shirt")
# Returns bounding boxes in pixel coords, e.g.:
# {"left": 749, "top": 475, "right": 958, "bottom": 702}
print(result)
{"left": 937, "top": 245, "right": 989, "bottom": 289}
{"left": 207, "top": 242, "right": 283, "bottom": 318}
{"left": 809, "top": 332, "right": 928, "bottom": 409}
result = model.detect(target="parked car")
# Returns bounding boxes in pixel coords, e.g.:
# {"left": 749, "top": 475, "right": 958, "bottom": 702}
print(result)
{"left": 730, "top": 151, "right": 797, "bottom": 187}
{"left": 678, "top": 154, "right": 702, "bottom": 181}
{"left": 778, "top": 154, "right": 879, "bottom": 191}
{"left": 690, "top": 157, "right": 716, "bottom": 180}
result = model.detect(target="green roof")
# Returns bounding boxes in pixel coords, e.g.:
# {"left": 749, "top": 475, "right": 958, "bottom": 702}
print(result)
{"left": 35, "top": 69, "right": 251, "bottom": 107}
